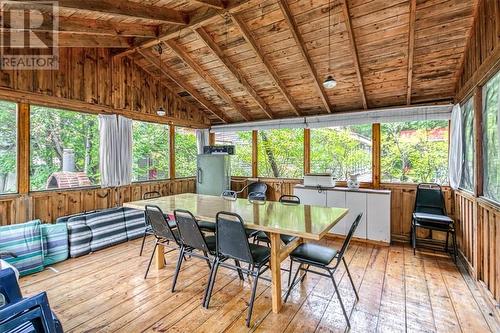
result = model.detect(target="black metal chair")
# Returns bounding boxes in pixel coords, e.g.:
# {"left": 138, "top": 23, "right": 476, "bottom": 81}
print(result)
{"left": 203, "top": 211, "right": 270, "bottom": 327}
{"left": 143, "top": 205, "right": 181, "bottom": 279}
{"left": 284, "top": 213, "right": 363, "bottom": 329}
{"left": 411, "top": 183, "right": 457, "bottom": 262}
{"left": 221, "top": 190, "right": 238, "bottom": 200}
{"left": 171, "top": 209, "right": 218, "bottom": 293}
{"left": 247, "top": 182, "right": 267, "bottom": 198}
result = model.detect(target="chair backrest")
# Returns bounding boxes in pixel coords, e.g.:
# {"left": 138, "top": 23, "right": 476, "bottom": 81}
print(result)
{"left": 279, "top": 195, "right": 300, "bottom": 205}
{"left": 221, "top": 190, "right": 237, "bottom": 200}
{"left": 174, "top": 209, "right": 211, "bottom": 253}
{"left": 248, "top": 191, "right": 266, "bottom": 202}
{"left": 0, "top": 268, "right": 22, "bottom": 305}
{"left": 336, "top": 213, "right": 363, "bottom": 266}
{"left": 247, "top": 182, "right": 267, "bottom": 196}
{"left": 143, "top": 191, "right": 161, "bottom": 200}
{"left": 414, "top": 183, "right": 446, "bottom": 215}
{"left": 215, "top": 212, "right": 254, "bottom": 264}
{"left": 145, "top": 205, "right": 178, "bottom": 244}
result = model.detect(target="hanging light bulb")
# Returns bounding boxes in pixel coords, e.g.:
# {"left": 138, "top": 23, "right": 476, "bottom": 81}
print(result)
{"left": 324, "top": 0, "right": 336, "bottom": 89}
{"left": 156, "top": 43, "right": 167, "bottom": 116}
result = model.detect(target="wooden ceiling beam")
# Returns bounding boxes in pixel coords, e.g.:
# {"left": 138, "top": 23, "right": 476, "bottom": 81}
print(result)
{"left": 277, "top": 0, "right": 332, "bottom": 114}
{"left": 230, "top": 14, "right": 301, "bottom": 117}
{"left": 190, "top": 0, "right": 227, "bottom": 10}
{"left": 0, "top": 31, "right": 132, "bottom": 48}
{"left": 164, "top": 39, "right": 252, "bottom": 121}
{"left": 8, "top": 0, "right": 188, "bottom": 25}
{"left": 406, "top": 0, "right": 416, "bottom": 105}
{"left": 340, "top": 0, "right": 368, "bottom": 109}
{"left": 194, "top": 27, "right": 274, "bottom": 119}
{"left": 138, "top": 49, "right": 231, "bottom": 123}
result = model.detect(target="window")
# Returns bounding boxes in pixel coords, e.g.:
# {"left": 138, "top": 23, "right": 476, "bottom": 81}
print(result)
{"left": 0, "top": 101, "right": 17, "bottom": 194}
{"left": 215, "top": 131, "right": 252, "bottom": 177}
{"left": 381, "top": 120, "right": 449, "bottom": 184}
{"left": 310, "top": 125, "right": 372, "bottom": 182}
{"left": 175, "top": 127, "right": 197, "bottom": 178}
{"left": 30, "top": 106, "right": 100, "bottom": 191}
{"left": 460, "top": 98, "right": 474, "bottom": 191}
{"left": 258, "top": 128, "right": 303, "bottom": 178}
{"left": 132, "top": 121, "right": 169, "bottom": 181}
{"left": 482, "top": 71, "right": 500, "bottom": 202}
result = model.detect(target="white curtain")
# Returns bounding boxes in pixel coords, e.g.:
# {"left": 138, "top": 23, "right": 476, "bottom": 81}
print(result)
{"left": 448, "top": 103, "right": 463, "bottom": 190}
{"left": 196, "top": 129, "right": 209, "bottom": 154}
{"left": 98, "top": 114, "right": 133, "bottom": 187}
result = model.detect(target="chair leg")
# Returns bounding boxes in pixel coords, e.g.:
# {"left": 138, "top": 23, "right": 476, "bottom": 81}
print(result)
{"left": 246, "top": 270, "right": 260, "bottom": 327}
{"left": 203, "top": 251, "right": 211, "bottom": 269}
{"left": 144, "top": 241, "right": 158, "bottom": 279}
{"left": 139, "top": 233, "right": 147, "bottom": 256}
{"left": 284, "top": 262, "right": 302, "bottom": 303}
{"left": 287, "top": 259, "right": 293, "bottom": 286}
{"left": 342, "top": 257, "right": 359, "bottom": 301}
{"left": 203, "top": 258, "right": 220, "bottom": 308}
{"left": 412, "top": 223, "right": 417, "bottom": 255}
{"left": 235, "top": 260, "right": 244, "bottom": 281}
{"left": 452, "top": 230, "right": 458, "bottom": 263}
{"left": 301, "top": 264, "right": 309, "bottom": 282}
{"left": 328, "top": 270, "right": 351, "bottom": 328}
{"left": 171, "top": 246, "right": 185, "bottom": 292}
{"left": 445, "top": 231, "right": 450, "bottom": 252}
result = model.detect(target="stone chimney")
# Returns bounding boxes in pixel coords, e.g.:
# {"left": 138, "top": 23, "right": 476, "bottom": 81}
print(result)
{"left": 62, "top": 149, "right": 75, "bottom": 172}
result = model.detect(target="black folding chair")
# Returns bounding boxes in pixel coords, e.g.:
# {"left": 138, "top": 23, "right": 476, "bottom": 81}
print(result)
{"left": 284, "top": 213, "right": 363, "bottom": 329}
{"left": 143, "top": 205, "right": 180, "bottom": 279}
{"left": 411, "top": 183, "right": 457, "bottom": 262}
{"left": 203, "top": 212, "right": 270, "bottom": 327}
{"left": 171, "top": 209, "right": 216, "bottom": 293}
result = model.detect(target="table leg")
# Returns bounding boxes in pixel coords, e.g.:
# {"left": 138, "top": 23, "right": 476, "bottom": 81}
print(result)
{"left": 155, "top": 244, "right": 165, "bottom": 270}
{"left": 269, "top": 233, "right": 282, "bottom": 313}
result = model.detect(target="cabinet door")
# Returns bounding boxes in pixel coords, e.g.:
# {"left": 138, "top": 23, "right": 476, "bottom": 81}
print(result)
{"left": 294, "top": 188, "right": 327, "bottom": 207}
{"left": 367, "top": 194, "right": 391, "bottom": 243}
{"left": 345, "top": 192, "right": 367, "bottom": 239}
{"left": 326, "top": 190, "right": 346, "bottom": 235}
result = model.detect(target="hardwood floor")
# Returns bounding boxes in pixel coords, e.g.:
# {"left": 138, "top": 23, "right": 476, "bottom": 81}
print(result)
{"left": 19, "top": 237, "right": 498, "bottom": 333}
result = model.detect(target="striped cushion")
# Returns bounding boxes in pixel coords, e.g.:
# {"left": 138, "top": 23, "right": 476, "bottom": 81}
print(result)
{"left": 0, "top": 220, "right": 44, "bottom": 276}
{"left": 86, "top": 208, "right": 127, "bottom": 252}
{"left": 67, "top": 216, "right": 92, "bottom": 258}
{"left": 123, "top": 208, "right": 146, "bottom": 240}
{"left": 41, "top": 224, "right": 68, "bottom": 266}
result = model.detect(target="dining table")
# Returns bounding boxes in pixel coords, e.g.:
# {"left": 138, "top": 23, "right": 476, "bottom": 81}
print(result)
{"left": 123, "top": 193, "right": 348, "bottom": 313}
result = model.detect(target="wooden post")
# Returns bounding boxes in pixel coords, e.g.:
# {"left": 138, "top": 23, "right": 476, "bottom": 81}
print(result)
{"left": 269, "top": 232, "right": 282, "bottom": 313}
{"left": 252, "top": 130, "right": 258, "bottom": 178}
{"left": 372, "top": 123, "right": 381, "bottom": 189}
{"left": 208, "top": 132, "right": 215, "bottom": 145}
{"left": 17, "top": 103, "right": 30, "bottom": 194}
{"left": 304, "top": 128, "right": 310, "bottom": 175}
{"left": 473, "top": 87, "right": 483, "bottom": 197}
{"left": 169, "top": 125, "right": 176, "bottom": 179}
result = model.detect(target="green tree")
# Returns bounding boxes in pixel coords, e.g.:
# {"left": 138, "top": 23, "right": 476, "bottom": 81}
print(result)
{"left": 0, "top": 101, "right": 17, "bottom": 193}
{"left": 258, "top": 128, "right": 303, "bottom": 178}
{"left": 132, "top": 121, "right": 169, "bottom": 181}
{"left": 175, "top": 127, "right": 197, "bottom": 178}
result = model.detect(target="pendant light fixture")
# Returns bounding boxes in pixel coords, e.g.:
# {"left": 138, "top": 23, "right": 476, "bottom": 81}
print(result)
{"left": 323, "top": 0, "right": 337, "bottom": 89}
{"left": 156, "top": 43, "right": 166, "bottom": 117}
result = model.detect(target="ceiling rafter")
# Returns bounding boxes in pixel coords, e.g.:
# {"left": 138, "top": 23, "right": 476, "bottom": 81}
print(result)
{"left": 114, "top": 0, "right": 260, "bottom": 59}
{"left": 340, "top": 0, "right": 368, "bottom": 110}
{"left": 277, "top": 0, "right": 332, "bottom": 114}
{"left": 8, "top": 0, "right": 188, "bottom": 25}
{"left": 406, "top": 0, "right": 417, "bottom": 105}
{"left": 191, "top": 0, "right": 226, "bottom": 10}
{"left": 164, "top": 39, "right": 252, "bottom": 121}
{"left": 230, "top": 13, "right": 301, "bottom": 117}
{"left": 138, "top": 49, "right": 231, "bottom": 123}
{"left": 194, "top": 27, "right": 274, "bottom": 119}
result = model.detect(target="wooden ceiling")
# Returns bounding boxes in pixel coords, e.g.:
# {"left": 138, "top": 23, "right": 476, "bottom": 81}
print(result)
{"left": 4, "top": 0, "right": 477, "bottom": 124}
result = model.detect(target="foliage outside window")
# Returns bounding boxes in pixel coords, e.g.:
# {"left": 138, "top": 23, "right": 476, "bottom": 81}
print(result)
{"left": 132, "top": 121, "right": 169, "bottom": 182}
{"left": 215, "top": 131, "right": 252, "bottom": 177}
{"left": 460, "top": 98, "right": 474, "bottom": 191}
{"left": 482, "top": 71, "right": 500, "bottom": 203}
{"left": 381, "top": 120, "right": 449, "bottom": 184}
{"left": 310, "top": 125, "right": 372, "bottom": 181}
{"left": 0, "top": 101, "right": 17, "bottom": 194}
{"left": 258, "top": 128, "right": 303, "bottom": 178}
{"left": 30, "top": 106, "right": 100, "bottom": 191}
{"left": 175, "top": 127, "right": 197, "bottom": 178}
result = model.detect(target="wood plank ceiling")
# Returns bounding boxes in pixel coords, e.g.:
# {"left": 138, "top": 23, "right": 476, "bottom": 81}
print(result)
{"left": 2, "top": 0, "right": 477, "bottom": 124}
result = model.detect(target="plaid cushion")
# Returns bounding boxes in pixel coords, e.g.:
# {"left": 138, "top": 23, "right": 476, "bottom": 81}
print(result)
{"left": 67, "top": 216, "right": 92, "bottom": 258}
{"left": 123, "top": 208, "right": 146, "bottom": 240}
{"left": 41, "top": 224, "right": 68, "bottom": 266}
{"left": 86, "top": 208, "right": 127, "bottom": 252}
{"left": 0, "top": 220, "right": 44, "bottom": 276}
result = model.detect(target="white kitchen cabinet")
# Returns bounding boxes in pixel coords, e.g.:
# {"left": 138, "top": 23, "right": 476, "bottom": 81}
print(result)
{"left": 345, "top": 192, "right": 367, "bottom": 239}
{"left": 326, "top": 190, "right": 346, "bottom": 235}
{"left": 294, "top": 187, "right": 327, "bottom": 207}
{"left": 367, "top": 193, "right": 391, "bottom": 243}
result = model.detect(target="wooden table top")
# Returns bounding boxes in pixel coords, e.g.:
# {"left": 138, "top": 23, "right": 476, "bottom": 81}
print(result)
{"left": 123, "top": 193, "right": 348, "bottom": 240}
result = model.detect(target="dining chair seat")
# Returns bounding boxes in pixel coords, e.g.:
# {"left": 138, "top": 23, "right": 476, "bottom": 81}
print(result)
{"left": 253, "top": 231, "right": 297, "bottom": 245}
{"left": 248, "top": 243, "right": 271, "bottom": 265}
{"left": 197, "top": 220, "right": 216, "bottom": 232}
{"left": 289, "top": 243, "right": 338, "bottom": 267}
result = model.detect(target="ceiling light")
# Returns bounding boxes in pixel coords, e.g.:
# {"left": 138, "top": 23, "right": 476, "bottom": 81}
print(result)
{"left": 156, "top": 106, "right": 166, "bottom": 117}
{"left": 323, "top": 75, "right": 337, "bottom": 89}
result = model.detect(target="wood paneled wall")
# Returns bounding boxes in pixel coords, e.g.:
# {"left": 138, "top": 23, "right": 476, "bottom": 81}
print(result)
{"left": 0, "top": 48, "right": 210, "bottom": 127}
{"left": 0, "top": 178, "right": 195, "bottom": 225}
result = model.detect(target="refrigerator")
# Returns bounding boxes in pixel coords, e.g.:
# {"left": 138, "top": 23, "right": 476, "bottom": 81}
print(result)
{"left": 196, "top": 154, "right": 231, "bottom": 196}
